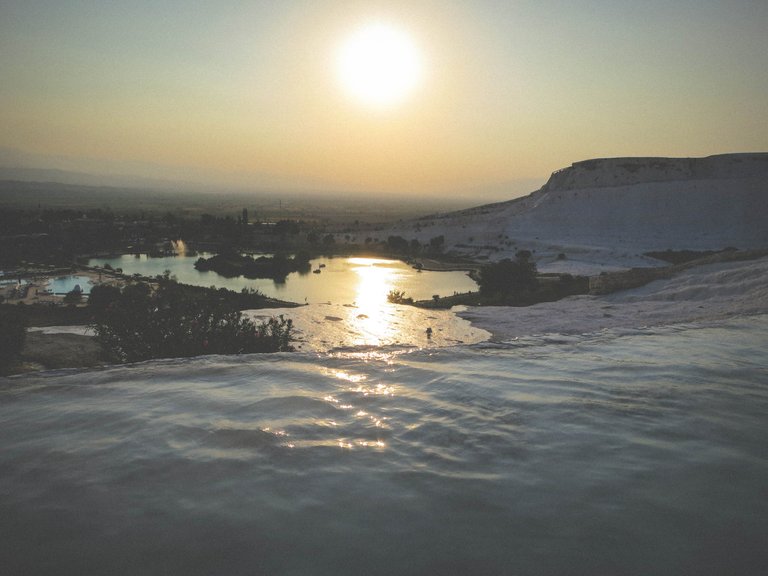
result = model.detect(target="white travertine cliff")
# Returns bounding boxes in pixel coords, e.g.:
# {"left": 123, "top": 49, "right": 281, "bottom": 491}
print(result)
{"left": 378, "top": 153, "right": 768, "bottom": 272}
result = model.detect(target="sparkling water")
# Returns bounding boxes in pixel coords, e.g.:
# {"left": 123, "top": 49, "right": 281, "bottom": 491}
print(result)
{"left": 90, "top": 254, "right": 478, "bottom": 304}
{"left": 2, "top": 316, "right": 767, "bottom": 575}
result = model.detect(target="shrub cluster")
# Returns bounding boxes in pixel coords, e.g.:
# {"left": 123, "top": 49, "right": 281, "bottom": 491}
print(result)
{"left": 477, "top": 252, "right": 538, "bottom": 298}
{"left": 194, "top": 251, "right": 310, "bottom": 281}
{"left": 0, "top": 306, "right": 27, "bottom": 374}
{"left": 89, "top": 282, "right": 294, "bottom": 363}
{"left": 387, "top": 289, "right": 413, "bottom": 305}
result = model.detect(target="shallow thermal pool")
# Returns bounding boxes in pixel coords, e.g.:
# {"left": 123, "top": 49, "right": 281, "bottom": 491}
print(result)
{"left": 91, "top": 254, "right": 477, "bottom": 304}
{"left": 46, "top": 274, "right": 93, "bottom": 295}
{"left": 2, "top": 315, "right": 767, "bottom": 575}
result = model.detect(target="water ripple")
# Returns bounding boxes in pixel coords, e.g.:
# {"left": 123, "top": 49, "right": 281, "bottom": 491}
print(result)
{"left": 1, "top": 316, "right": 767, "bottom": 575}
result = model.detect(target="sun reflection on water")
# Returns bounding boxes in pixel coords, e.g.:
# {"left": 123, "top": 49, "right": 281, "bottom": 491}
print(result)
{"left": 331, "top": 370, "right": 367, "bottom": 383}
{"left": 347, "top": 257, "right": 403, "bottom": 346}
{"left": 316, "top": 351, "right": 395, "bottom": 451}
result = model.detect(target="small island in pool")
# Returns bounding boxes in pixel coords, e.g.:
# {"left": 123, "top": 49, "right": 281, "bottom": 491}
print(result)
{"left": 194, "top": 250, "right": 311, "bottom": 281}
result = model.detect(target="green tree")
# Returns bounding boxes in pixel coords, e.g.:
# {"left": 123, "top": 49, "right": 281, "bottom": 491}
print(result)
{"left": 91, "top": 282, "right": 294, "bottom": 363}
{"left": 429, "top": 235, "right": 445, "bottom": 254}
{"left": 274, "top": 220, "right": 300, "bottom": 236}
{"left": 88, "top": 284, "right": 122, "bottom": 311}
{"left": 477, "top": 252, "right": 538, "bottom": 299}
{"left": 387, "top": 235, "right": 409, "bottom": 254}
{"left": 63, "top": 289, "right": 82, "bottom": 305}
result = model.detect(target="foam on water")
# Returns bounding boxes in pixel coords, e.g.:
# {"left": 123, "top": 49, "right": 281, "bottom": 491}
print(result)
{"left": 2, "top": 316, "right": 767, "bottom": 575}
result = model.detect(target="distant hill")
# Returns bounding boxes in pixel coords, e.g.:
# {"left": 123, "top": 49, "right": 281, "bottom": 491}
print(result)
{"left": 0, "top": 166, "right": 186, "bottom": 191}
{"left": 0, "top": 179, "right": 199, "bottom": 212}
{"left": 378, "top": 153, "right": 768, "bottom": 273}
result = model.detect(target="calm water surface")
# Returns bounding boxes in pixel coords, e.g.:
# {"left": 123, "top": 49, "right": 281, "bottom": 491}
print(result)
{"left": 2, "top": 316, "right": 767, "bottom": 575}
{"left": 47, "top": 274, "right": 93, "bottom": 294}
{"left": 90, "top": 253, "right": 477, "bottom": 304}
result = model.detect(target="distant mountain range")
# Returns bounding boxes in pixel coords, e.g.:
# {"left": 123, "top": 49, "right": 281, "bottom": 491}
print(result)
{"left": 0, "top": 146, "right": 539, "bottom": 203}
{"left": 0, "top": 166, "right": 187, "bottom": 191}
{"left": 0, "top": 146, "right": 335, "bottom": 196}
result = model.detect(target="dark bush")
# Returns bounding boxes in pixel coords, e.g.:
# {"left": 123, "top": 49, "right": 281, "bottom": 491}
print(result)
{"left": 274, "top": 220, "right": 300, "bottom": 236}
{"left": 0, "top": 306, "right": 27, "bottom": 373}
{"left": 477, "top": 254, "right": 538, "bottom": 298}
{"left": 387, "top": 235, "right": 410, "bottom": 254}
{"left": 429, "top": 235, "right": 445, "bottom": 253}
{"left": 91, "top": 282, "right": 294, "bottom": 363}
{"left": 63, "top": 289, "right": 83, "bottom": 305}
{"left": 88, "top": 284, "right": 122, "bottom": 311}
{"left": 387, "top": 290, "right": 413, "bottom": 305}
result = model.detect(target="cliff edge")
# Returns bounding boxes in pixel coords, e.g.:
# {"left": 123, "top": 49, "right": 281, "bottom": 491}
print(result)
{"left": 377, "top": 153, "right": 768, "bottom": 273}
{"left": 543, "top": 153, "right": 768, "bottom": 191}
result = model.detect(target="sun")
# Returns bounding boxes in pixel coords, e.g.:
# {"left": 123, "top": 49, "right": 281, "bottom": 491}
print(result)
{"left": 337, "top": 23, "right": 422, "bottom": 109}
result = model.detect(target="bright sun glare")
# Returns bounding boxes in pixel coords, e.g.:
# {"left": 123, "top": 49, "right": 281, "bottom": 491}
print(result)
{"left": 337, "top": 23, "right": 422, "bottom": 108}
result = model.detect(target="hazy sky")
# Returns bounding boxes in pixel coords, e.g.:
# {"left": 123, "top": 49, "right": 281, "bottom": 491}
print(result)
{"left": 1, "top": 1, "right": 766, "bottom": 197}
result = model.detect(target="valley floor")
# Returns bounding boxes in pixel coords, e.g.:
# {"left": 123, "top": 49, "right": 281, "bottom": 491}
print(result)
{"left": 10, "top": 255, "right": 768, "bottom": 375}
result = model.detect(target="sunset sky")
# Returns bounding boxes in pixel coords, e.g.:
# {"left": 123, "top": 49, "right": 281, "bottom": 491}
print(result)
{"left": 1, "top": 1, "right": 766, "bottom": 198}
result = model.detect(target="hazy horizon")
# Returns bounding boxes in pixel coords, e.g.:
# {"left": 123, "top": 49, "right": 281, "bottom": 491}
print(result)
{"left": 1, "top": 1, "right": 767, "bottom": 201}
{"left": 0, "top": 145, "right": 547, "bottom": 204}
